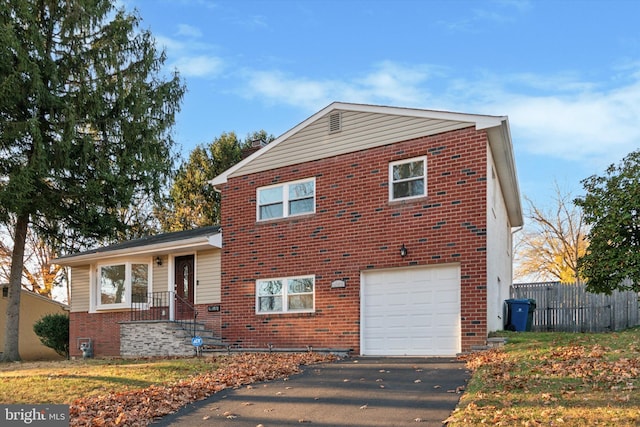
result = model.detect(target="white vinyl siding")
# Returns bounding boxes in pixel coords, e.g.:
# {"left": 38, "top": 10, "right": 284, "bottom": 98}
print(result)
{"left": 486, "top": 147, "right": 513, "bottom": 332}
{"left": 70, "top": 266, "right": 90, "bottom": 312}
{"left": 195, "top": 249, "right": 221, "bottom": 304}
{"left": 232, "top": 110, "right": 472, "bottom": 178}
{"left": 152, "top": 255, "right": 168, "bottom": 294}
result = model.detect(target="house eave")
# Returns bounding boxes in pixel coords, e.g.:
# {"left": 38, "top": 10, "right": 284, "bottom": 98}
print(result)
{"left": 486, "top": 119, "right": 523, "bottom": 227}
{"left": 53, "top": 233, "right": 222, "bottom": 267}
{"left": 209, "top": 102, "right": 508, "bottom": 188}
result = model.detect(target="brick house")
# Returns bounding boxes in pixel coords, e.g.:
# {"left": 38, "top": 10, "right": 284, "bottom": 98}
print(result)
{"left": 210, "top": 102, "right": 522, "bottom": 356}
{"left": 55, "top": 102, "right": 521, "bottom": 358}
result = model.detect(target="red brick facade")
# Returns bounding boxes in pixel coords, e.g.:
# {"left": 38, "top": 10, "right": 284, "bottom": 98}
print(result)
{"left": 70, "top": 311, "right": 127, "bottom": 358}
{"left": 219, "top": 126, "right": 489, "bottom": 353}
{"left": 69, "top": 304, "right": 222, "bottom": 358}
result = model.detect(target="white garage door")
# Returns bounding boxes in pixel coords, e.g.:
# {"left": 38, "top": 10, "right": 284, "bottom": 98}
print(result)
{"left": 361, "top": 265, "right": 461, "bottom": 356}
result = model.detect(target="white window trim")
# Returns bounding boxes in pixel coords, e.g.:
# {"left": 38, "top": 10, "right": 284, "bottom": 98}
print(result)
{"left": 256, "top": 177, "right": 316, "bottom": 221}
{"left": 256, "top": 275, "right": 315, "bottom": 314}
{"left": 388, "top": 156, "right": 427, "bottom": 201}
{"left": 93, "top": 259, "right": 152, "bottom": 311}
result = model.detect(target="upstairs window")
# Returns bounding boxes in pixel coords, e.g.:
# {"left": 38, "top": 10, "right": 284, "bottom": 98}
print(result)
{"left": 257, "top": 178, "right": 315, "bottom": 220}
{"left": 256, "top": 276, "right": 315, "bottom": 314}
{"left": 389, "top": 156, "right": 426, "bottom": 201}
{"left": 97, "top": 262, "right": 149, "bottom": 310}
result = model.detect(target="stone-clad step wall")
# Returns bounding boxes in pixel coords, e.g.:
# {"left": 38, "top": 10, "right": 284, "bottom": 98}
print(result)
{"left": 120, "top": 321, "right": 205, "bottom": 357}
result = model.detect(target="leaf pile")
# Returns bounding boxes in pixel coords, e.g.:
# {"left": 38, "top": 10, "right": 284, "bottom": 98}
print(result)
{"left": 69, "top": 352, "right": 336, "bottom": 427}
{"left": 536, "top": 344, "right": 640, "bottom": 391}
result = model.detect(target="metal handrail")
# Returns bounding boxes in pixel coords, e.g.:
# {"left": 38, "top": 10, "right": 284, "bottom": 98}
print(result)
{"left": 130, "top": 291, "right": 198, "bottom": 337}
{"left": 174, "top": 292, "right": 198, "bottom": 338}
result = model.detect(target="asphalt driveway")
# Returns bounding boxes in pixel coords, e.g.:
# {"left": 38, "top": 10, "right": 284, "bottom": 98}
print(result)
{"left": 154, "top": 356, "right": 470, "bottom": 427}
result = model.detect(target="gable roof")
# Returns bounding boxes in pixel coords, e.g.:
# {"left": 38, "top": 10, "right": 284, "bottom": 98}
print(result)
{"left": 0, "top": 285, "right": 69, "bottom": 309}
{"left": 53, "top": 226, "right": 221, "bottom": 266}
{"left": 211, "top": 102, "right": 523, "bottom": 227}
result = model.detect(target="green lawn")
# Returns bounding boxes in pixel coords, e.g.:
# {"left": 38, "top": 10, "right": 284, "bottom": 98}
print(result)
{"left": 2, "top": 332, "right": 640, "bottom": 426}
{"left": 0, "top": 357, "right": 220, "bottom": 404}
{"left": 447, "top": 328, "right": 640, "bottom": 426}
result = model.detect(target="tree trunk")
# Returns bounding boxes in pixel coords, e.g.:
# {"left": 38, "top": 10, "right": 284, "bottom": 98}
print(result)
{"left": 1, "top": 214, "right": 29, "bottom": 362}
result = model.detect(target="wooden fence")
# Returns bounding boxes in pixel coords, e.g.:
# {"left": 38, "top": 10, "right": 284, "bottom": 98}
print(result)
{"left": 510, "top": 282, "right": 639, "bottom": 333}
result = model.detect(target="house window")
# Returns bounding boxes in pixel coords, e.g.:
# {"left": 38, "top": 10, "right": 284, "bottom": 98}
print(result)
{"left": 97, "top": 262, "right": 149, "bottom": 309}
{"left": 389, "top": 156, "right": 426, "bottom": 200}
{"left": 256, "top": 276, "right": 315, "bottom": 314}
{"left": 257, "top": 178, "right": 315, "bottom": 220}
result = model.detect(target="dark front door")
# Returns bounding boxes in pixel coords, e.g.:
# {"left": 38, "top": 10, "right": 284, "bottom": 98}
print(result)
{"left": 174, "top": 255, "right": 195, "bottom": 319}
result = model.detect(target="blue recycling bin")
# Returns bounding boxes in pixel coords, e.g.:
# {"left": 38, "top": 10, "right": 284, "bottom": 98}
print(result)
{"left": 505, "top": 299, "right": 535, "bottom": 332}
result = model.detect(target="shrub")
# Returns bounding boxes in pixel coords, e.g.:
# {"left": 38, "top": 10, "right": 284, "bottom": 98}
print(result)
{"left": 33, "top": 313, "right": 69, "bottom": 358}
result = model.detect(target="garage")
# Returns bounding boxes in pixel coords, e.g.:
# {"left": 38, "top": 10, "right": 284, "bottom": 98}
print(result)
{"left": 360, "top": 265, "right": 461, "bottom": 356}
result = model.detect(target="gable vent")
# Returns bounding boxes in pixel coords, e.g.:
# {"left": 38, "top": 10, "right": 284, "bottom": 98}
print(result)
{"left": 329, "top": 112, "right": 342, "bottom": 133}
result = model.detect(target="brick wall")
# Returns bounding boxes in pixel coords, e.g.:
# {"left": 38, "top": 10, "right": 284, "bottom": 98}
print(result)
{"left": 70, "top": 306, "right": 221, "bottom": 358}
{"left": 70, "top": 311, "right": 127, "bottom": 358}
{"left": 220, "top": 127, "right": 489, "bottom": 353}
{"left": 194, "top": 303, "right": 222, "bottom": 337}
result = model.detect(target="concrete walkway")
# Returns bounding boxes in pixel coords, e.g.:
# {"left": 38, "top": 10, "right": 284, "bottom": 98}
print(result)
{"left": 154, "top": 356, "right": 470, "bottom": 427}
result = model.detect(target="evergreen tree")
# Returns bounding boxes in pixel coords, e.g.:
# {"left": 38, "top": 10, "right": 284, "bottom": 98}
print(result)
{"left": 0, "top": 0, "right": 184, "bottom": 361}
{"left": 160, "top": 130, "right": 273, "bottom": 231}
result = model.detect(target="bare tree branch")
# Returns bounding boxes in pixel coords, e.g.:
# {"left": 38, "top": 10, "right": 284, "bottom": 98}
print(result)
{"left": 514, "top": 182, "right": 588, "bottom": 283}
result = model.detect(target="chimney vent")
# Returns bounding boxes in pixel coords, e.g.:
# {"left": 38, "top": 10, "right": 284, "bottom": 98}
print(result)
{"left": 251, "top": 137, "right": 266, "bottom": 148}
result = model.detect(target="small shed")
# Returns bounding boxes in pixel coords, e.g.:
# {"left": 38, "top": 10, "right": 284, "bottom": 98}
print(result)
{"left": 0, "top": 286, "right": 69, "bottom": 360}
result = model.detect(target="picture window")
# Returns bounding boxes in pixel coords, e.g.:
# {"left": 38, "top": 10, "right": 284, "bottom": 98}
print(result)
{"left": 96, "top": 262, "right": 149, "bottom": 309}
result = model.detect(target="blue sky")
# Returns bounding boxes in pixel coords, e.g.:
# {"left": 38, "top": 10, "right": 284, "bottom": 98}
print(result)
{"left": 121, "top": 0, "right": 640, "bottom": 214}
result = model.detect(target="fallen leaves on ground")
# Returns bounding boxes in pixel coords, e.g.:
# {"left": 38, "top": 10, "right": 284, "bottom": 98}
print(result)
{"left": 534, "top": 344, "right": 640, "bottom": 395}
{"left": 69, "top": 352, "right": 336, "bottom": 427}
{"left": 451, "top": 341, "right": 640, "bottom": 426}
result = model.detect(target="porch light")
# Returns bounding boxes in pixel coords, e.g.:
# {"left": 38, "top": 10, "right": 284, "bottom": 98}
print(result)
{"left": 400, "top": 244, "right": 408, "bottom": 257}
{"left": 155, "top": 256, "right": 163, "bottom": 266}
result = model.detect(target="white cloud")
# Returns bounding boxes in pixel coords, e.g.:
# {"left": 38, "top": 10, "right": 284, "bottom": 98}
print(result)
{"left": 243, "top": 62, "right": 439, "bottom": 111}
{"left": 154, "top": 35, "right": 184, "bottom": 52}
{"left": 154, "top": 32, "right": 224, "bottom": 78}
{"left": 242, "top": 61, "right": 640, "bottom": 169}
{"left": 439, "top": 0, "right": 530, "bottom": 32}
{"left": 355, "top": 61, "right": 434, "bottom": 105}
{"left": 176, "top": 24, "right": 203, "bottom": 38}
{"left": 486, "top": 78, "right": 640, "bottom": 167}
{"left": 245, "top": 71, "right": 338, "bottom": 110}
{"left": 172, "top": 55, "right": 224, "bottom": 77}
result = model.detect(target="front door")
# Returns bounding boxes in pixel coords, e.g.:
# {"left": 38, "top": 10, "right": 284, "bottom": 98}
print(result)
{"left": 174, "top": 255, "right": 195, "bottom": 319}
